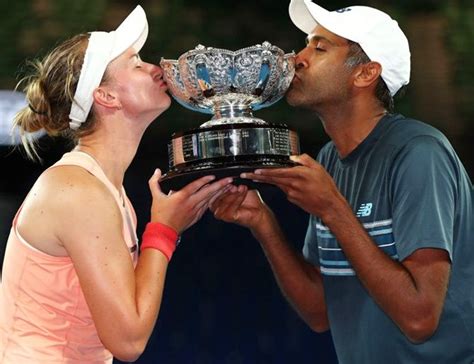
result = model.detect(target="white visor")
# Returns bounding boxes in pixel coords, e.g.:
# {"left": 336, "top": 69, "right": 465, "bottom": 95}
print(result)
{"left": 68, "top": 5, "right": 148, "bottom": 129}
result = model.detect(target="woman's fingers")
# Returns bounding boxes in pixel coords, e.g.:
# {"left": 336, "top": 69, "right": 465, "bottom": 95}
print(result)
{"left": 148, "top": 169, "right": 164, "bottom": 198}
{"left": 188, "top": 177, "right": 234, "bottom": 205}
{"left": 202, "top": 184, "right": 234, "bottom": 211}
{"left": 180, "top": 175, "right": 217, "bottom": 195}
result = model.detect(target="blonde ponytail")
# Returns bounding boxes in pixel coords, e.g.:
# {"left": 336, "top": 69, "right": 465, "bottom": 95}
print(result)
{"left": 13, "top": 33, "right": 97, "bottom": 160}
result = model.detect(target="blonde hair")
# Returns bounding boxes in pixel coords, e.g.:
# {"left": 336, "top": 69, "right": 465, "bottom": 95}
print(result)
{"left": 13, "top": 33, "right": 100, "bottom": 160}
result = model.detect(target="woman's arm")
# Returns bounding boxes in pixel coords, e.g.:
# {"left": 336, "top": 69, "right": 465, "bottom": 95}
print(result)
{"left": 24, "top": 166, "right": 231, "bottom": 361}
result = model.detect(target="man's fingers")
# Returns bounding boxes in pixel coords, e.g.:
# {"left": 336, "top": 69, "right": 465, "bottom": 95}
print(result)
{"left": 240, "top": 172, "right": 295, "bottom": 189}
{"left": 246, "top": 189, "right": 264, "bottom": 205}
{"left": 208, "top": 184, "right": 233, "bottom": 208}
{"left": 241, "top": 167, "right": 296, "bottom": 179}
{"left": 209, "top": 185, "right": 238, "bottom": 212}
{"left": 212, "top": 186, "right": 248, "bottom": 221}
{"left": 290, "top": 153, "right": 319, "bottom": 168}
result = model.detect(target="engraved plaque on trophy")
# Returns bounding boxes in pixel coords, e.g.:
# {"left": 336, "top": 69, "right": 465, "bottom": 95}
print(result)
{"left": 159, "top": 41, "right": 300, "bottom": 191}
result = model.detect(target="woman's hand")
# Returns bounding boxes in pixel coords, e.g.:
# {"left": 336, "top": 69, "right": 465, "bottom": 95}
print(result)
{"left": 148, "top": 169, "right": 233, "bottom": 233}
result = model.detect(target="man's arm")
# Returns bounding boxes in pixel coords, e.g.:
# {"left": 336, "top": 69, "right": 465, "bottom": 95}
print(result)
{"left": 243, "top": 154, "right": 451, "bottom": 343}
{"left": 323, "top": 193, "right": 450, "bottom": 343}
{"left": 211, "top": 186, "right": 329, "bottom": 331}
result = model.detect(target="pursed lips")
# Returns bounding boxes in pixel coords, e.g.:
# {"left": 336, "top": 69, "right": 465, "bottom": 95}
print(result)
{"left": 155, "top": 77, "right": 167, "bottom": 89}
{"left": 291, "top": 73, "right": 301, "bottom": 85}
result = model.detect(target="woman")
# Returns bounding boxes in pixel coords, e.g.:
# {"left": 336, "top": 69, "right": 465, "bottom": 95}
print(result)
{"left": 0, "top": 6, "right": 231, "bottom": 363}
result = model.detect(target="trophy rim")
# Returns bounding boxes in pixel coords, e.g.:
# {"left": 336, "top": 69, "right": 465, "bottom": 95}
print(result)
{"left": 160, "top": 41, "right": 295, "bottom": 64}
{"left": 159, "top": 159, "right": 299, "bottom": 193}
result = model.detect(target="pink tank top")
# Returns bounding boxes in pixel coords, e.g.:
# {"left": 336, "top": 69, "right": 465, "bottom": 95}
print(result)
{"left": 0, "top": 151, "right": 138, "bottom": 363}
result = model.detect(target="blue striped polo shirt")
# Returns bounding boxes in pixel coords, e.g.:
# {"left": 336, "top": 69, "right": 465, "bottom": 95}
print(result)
{"left": 303, "top": 113, "right": 474, "bottom": 363}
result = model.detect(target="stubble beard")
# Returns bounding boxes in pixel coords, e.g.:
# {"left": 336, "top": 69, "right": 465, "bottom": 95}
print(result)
{"left": 285, "top": 82, "right": 318, "bottom": 110}
{"left": 285, "top": 83, "right": 303, "bottom": 107}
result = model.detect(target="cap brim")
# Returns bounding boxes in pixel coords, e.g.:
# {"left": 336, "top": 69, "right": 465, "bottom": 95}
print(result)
{"left": 289, "top": 0, "right": 329, "bottom": 34}
{"left": 110, "top": 5, "right": 148, "bottom": 60}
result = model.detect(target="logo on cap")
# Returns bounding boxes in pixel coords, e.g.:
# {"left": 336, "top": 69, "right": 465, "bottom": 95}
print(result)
{"left": 336, "top": 7, "right": 353, "bottom": 13}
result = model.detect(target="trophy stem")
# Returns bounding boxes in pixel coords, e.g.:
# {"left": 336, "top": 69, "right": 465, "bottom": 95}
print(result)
{"left": 213, "top": 103, "right": 253, "bottom": 119}
{"left": 198, "top": 102, "right": 268, "bottom": 127}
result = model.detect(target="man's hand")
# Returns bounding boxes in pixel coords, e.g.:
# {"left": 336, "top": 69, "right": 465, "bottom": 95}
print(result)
{"left": 209, "top": 184, "right": 272, "bottom": 232}
{"left": 241, "top": 154, "right": 342, "bottom": 218}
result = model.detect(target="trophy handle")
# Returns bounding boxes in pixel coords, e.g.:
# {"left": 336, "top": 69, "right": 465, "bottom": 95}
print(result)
{"left": 254, "top": 52, "right": 272, "bottom": 96}
{"left": 253, "top": 59, "right": 270, "bottom": 96}
{"left": 195, "top": 56, "right": 215, "bottom": 98}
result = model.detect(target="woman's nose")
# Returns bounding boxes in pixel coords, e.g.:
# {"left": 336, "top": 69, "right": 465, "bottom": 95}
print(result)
{"left": 147, "top": 63, "right": 163, "bottom": 79}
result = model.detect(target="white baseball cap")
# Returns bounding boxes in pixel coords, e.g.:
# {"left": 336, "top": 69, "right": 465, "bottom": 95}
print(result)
{"left": 69, "top": 5, "right": 148, "bottom": 129}
{"left": 289, "top": 0, "right": 411, "bottom": 96}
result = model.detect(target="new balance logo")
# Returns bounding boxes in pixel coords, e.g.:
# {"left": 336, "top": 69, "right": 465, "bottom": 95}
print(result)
{"left": 356, "top": 203, "right": 373, "bottom": 217}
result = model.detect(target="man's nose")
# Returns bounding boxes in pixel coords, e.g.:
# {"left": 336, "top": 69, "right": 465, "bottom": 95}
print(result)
{"left": 294, "top": 50, "right": 308, "bottom": 70}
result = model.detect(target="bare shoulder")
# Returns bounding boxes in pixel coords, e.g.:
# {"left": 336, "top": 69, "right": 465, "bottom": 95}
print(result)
{"left": 18, "top": 165, "right": 121, "bottom": 256}
{"left": 41, "top": 165, "right": 113, "bottom": 203}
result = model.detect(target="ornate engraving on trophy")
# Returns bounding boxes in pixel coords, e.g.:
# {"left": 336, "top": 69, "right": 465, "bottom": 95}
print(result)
{"left": 159, "top": 41, "right": 300, "bottom": 191}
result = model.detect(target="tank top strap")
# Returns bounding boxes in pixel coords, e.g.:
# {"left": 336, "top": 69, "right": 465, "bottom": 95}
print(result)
{"left": 51, "top": 151, "right": 138, "bottom": 262}
{"left": 52, "top": 151, "right": 123, "bottom": 206}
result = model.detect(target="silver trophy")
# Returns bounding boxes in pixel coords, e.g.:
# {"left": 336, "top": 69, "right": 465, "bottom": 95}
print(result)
{"left": 159, "top": 41, "right": 300, "bottom": 191}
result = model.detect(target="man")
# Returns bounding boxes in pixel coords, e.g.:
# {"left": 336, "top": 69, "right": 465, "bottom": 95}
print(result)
{"left": 210, "top": 1, "right": 474, "bottom": 363}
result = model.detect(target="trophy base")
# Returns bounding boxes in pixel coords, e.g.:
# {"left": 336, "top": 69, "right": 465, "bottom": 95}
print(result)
{"left": 159, "top": 155, "right": 297, "bottom": 193}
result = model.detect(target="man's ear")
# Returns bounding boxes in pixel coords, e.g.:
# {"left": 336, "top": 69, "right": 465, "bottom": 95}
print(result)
{"left": 353, "top": 61, "right": 382, "bottom": 91}
{"left": 93, "top": 86, "right": 121, "bottom": 110}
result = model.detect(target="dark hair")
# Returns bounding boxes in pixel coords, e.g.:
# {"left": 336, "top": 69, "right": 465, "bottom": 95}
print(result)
{"left": 13, "top": 33, "right": 100, "bottom": 160}
{"left": 344, "top": 41, "right": 394, "bottom": 112}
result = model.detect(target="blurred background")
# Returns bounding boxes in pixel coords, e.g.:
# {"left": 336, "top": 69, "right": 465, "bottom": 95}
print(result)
{"left": 0, "top": 0, "right": 472, "bottom": 363}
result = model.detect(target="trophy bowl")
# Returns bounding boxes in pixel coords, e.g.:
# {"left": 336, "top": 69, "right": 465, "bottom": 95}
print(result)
{"left": 159, "top": 41, "right": 300, "bottom": 192}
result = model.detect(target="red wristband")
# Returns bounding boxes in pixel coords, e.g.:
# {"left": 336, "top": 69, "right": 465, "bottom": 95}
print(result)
{"left": 140, "top": 222, "right": 178, "bottom": 261}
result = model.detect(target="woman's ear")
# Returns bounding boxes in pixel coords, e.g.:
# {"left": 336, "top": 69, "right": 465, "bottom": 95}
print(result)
{"left": 93, "top": 86, "right": 121, "bottom": 110}
{"left": 353, "top": 61, "right": 382, "bottom": 91}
